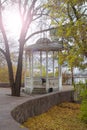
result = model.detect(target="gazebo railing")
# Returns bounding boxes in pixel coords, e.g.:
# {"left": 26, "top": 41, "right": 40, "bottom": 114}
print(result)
{"left": 25, "top": 77, "right": 59, "bottom": 88}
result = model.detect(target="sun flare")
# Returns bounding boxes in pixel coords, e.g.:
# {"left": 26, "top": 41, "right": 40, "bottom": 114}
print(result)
{"left": 3, "top": 7, "right": 22, "bottom": 37}
{"left": 6, "top": 12, "right": 21, "bottom": 33}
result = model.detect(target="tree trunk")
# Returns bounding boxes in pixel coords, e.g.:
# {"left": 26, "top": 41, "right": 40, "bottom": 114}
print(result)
{"left": 6, "top": 53, "right": 16, "bottom": 96}
{"left": 71, "top": 67, "right": 74, "bottom": 85}
{"left": 14, "top": 41, "right": 24, "bottom": 96}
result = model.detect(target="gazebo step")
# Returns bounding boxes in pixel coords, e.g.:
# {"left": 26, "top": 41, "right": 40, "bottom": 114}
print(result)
{"left": 32, "top": 87, "right": 46, "bottom": 94}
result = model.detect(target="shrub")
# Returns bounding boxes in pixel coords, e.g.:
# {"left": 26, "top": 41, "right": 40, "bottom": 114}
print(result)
{"left": 80, "top": 99, "right": 87, "bottom": 123}
{"left": 74, "top": 81, "right": 87, "bottom": 101}
{"left": 74, "top": 80, "right": 87, "bottom": 123}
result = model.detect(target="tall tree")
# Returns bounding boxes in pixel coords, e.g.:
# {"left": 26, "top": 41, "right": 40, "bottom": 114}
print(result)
{"left": 45, "top": 0, "right": 87, "bottom": 84}
{"left": 46, "top": 0, "right": 87, "bottom": 82}
{"left": 0, "top": 0, "right": 52, "bottom": 96}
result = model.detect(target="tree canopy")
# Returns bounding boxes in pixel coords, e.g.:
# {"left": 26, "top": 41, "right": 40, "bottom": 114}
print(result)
{"left": 46, "top": 0, "right": 87, "bottom": 69}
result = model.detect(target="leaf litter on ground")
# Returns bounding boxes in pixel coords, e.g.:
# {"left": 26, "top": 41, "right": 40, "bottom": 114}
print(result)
{"left": 23, "top": 102, "right": 87, "bottom": 130}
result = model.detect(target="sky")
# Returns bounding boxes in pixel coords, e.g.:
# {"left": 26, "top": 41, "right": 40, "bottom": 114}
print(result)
{"left": 2, "top": 1, "right": 51, "bottom": 47}
{"left": 3, "top": 4, "right": 22, "bottom": 40}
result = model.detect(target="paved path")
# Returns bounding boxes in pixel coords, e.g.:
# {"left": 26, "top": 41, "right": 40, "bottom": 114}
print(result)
{"left": 0, "top": 88, "right": 38, "bottom": 130}
{"left": 0, "top": 86, "right": 73, "bottom": 130}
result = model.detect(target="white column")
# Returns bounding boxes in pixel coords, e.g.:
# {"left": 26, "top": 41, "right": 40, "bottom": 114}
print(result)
{"left": 58, "top": 51, "right": 62, "bottom": 91}
{"left": 29, "top": 52, "right": 31, "bottom": 77}
{"left": 40, "top": 51, "right": 42, "bottom": 77}
{"left": 24, "top": 52, "right": 27, "bottom": 88}
{"left": 24, "top": 52, "right": 32, "bottom": 93}
{"left": 58, "top": 64, "right": 62, "bottom": 91}
{"left": 30, "top": 51, "right": 34, "bottom": 93}
{"left": 46, "top": 51, "right": 49, "bottom": 91}
{"left": 53, "top": 51, "right": 55, "bottom": 77}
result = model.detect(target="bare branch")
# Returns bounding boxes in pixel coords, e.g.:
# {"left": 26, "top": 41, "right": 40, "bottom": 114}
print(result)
{"left": 20, "top": 0, "right": 38, "bottom": 39}
{"left": 71, "top": 4, "right": 80, "bottom": 20}
{"left": 81, "top": 8, "right": 87, "bottom": 16}
{"left": 0, "top": 1, "right": 9, "bottom": 53}
{"left": 0, "top": 48, "right": 6, "bottom": 57}
{"left": 22, "top": 0, "right": 28, "bottom": 18}
{"left": 25, "top": 27, "right": 57, "bottom": 42}
{"left": 32, "top": 6, "right": 45, "bottom": 21}
{"left": 35, "top": 12, "right": 59, "bottom": 24}
{"left": 67, "top": 3, "right": 73, "bottom": 22}
{"left": 26, "top": 0, "right": 37, "bottom": 21}
{"left": 32, "top": 15, "right": 42, "bottom": 21}
{"left": 18, "top": 0, "right": 24, "bottom": 23}
{"left": 1, "top": 0, "right": 8, "bottom": 5}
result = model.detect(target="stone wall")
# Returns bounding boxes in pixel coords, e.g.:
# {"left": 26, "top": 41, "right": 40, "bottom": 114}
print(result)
{"left": 0, "top": 83, "right": 10, "bottom": 87}
{"left": 0, "top": 83, "right": 24, "bottom": 88}
{"left": 11, "top": 90, "right": 74, "bottom": 124}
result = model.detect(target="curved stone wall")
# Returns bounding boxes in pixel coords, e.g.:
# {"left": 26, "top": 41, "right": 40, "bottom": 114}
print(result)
{"left": 11, "top": 90, "right": 74, "bottom": 124}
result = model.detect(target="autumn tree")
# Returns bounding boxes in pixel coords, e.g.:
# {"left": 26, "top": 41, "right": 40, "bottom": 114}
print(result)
{"left": 46, "top": 0, "right": 87, "bottom": 83}
{"left": 46, "top": 0, "right": 87, "bottom": 64}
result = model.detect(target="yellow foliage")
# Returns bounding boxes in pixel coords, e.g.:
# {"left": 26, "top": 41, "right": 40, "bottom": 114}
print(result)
{"left": 23, "top": 102, "right": 87, "bottom": 130}
{"left": 0, "top": 66, "right": 9, "bottom": 82}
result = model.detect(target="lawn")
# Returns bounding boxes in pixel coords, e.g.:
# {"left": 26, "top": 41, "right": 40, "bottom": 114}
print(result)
{"left": 23, "top": 102, "right": 87, "bottom": 130}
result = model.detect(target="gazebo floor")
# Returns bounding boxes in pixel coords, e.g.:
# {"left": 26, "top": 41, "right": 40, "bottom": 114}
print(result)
{"left": 32, "top": 87, "right": 46, "bottom": 94}
{"left": 32, "top": 85, "right": 73, "bottom": 94}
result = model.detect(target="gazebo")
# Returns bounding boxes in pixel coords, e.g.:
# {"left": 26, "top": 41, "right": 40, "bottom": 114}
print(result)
{"left": 24, "top": 38, "right": 63, "bottom": 94}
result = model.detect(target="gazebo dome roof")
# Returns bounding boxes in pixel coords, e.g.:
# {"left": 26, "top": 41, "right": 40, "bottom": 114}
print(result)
{"left": 25, "top": 37, "right": 63, "bottom": 52}
{"left": 36, "top": 38, "right": 51, "bottom": 44}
